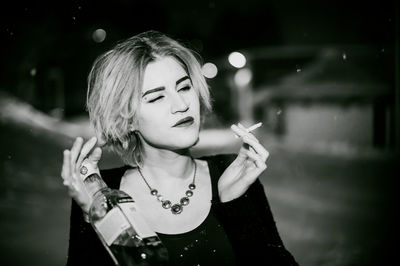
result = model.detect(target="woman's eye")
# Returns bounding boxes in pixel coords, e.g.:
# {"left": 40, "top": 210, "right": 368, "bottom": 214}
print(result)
{"left": 148, "top": 96, "right": 164, "bottom": 103}
{"left": 179, "top": 86, "right": 191, "bottom": 92}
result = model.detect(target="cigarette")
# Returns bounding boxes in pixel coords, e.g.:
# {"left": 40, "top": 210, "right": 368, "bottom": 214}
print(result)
{"left": 234, "top": 122, "right": 263, "bottom": 138}
{"left": 246, "top": 122, "right": 262, "bottom": 132}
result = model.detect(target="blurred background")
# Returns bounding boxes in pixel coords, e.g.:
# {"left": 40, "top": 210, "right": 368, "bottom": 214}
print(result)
{"left": 0, "top": 0, "right": 398, "bottom": 265}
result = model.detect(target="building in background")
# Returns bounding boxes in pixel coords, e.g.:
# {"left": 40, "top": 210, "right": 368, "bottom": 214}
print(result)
{"left": 250, "top": 46, "right": 394, "bottom": 151}
{"left": 209, "top": 45, "right": 395, "bottom": 151}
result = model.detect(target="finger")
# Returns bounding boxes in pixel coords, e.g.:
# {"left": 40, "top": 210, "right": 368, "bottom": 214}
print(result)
{"left": 70, "top": 137, "right": 83, "bottom": 173}
{"left": 237, "top": 123, "right": 258, "bottom": 145}
{"left": 87, "top": 147, "right": 102, "bottom": 165}
{"left": 239, "top": 124, "right": 260, "bottom": 143}
{"left": 71, "top": 171, "right": 80, "bottom": 184}
{"left": 245, "top": 148, "right": 260, "bottom": 164}
{"left": 70, "top": 176, "right": 82, "bottom": 192}
{"left": 232, "top": 124, "right": 260, "bottom": 143}
{"left": 246, "top": 150, "right": 267, "bottom": 170}
{"left": 242, "top": 135, "right": 269, "bottom": 161}
{"left": 61, "top": 149, "right": 71, "bottom": 183}
{"left": 243, "top": 131, "right": 259, "bottom": 143}
{"left": 237, "top": 151, "right": 266, "bottom": 187}
{"left": 231, "top": 126, "right": 261, "bottom": 159}
{"left": 231, "top": 129, "right": 252, "bottom": 159}
{"left": 231, "top": 124, "right": 249, "bottom": 138}
{"left": 233, "top": 144, "right": 251, "bottom": 166}
{"left": 76, "top": 136, "right": 98, "bottom": 170}
{"left": 237, "top": 122, "right": 247, "bottom": 131}
{"left": 231, "top": 123, "right": 256, "bottom": 156}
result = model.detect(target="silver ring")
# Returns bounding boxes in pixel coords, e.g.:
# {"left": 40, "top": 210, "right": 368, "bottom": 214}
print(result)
{"left": 80, "top": 166, "right": 88, "bottom": 175}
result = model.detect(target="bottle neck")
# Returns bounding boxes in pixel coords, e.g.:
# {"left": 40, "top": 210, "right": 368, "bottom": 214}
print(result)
{"left": 83, "top": 173, "right": 108, "bottom": 197}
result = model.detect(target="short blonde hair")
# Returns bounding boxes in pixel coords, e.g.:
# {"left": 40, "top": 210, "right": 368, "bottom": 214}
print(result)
{"left": 86, "top": 30, "right": 211, "bottom": 166}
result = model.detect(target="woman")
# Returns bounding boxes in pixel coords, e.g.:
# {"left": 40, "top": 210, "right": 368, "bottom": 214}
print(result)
{"left": 61, "top": 30, "right": 298, "bottom": 266}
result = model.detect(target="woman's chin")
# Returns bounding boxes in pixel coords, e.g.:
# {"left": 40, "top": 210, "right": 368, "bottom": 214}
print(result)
{"left": 160, "top": 132, "right": 198, "bottom": 151}
{"left": 174, "top": 135, "right": 199, "bottom": 150}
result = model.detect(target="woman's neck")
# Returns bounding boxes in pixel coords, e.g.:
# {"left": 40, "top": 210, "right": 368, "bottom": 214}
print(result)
{"left": 139, "top": 143, "right": 194, "bottom": 185}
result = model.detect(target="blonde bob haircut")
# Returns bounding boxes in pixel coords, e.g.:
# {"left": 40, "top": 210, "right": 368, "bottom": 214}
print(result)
{"left": 86, "top": 30, "right": 211, "bottom": 166}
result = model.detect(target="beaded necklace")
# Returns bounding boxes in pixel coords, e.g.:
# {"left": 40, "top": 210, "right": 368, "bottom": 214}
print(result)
{"left": 138, "top": 159, "right": 197, "bottom": 215}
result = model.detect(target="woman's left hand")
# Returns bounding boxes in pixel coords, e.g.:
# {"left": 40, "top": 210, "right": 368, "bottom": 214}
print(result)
{"left": 218, "top": 123, "right": 269, "bottom": 202}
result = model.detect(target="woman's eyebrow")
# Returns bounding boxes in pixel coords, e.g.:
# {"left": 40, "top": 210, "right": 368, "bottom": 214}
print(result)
{"left": 142, "top": 76, "right": 190, "bottom": 98}
{"left": 176, "top": 76, "right": 191, "bottom": 86}
{"left": 142, "top": 87, "right": 165, "bottom": 98}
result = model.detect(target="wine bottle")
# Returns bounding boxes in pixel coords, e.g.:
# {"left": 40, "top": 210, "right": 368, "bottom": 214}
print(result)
{"left": 81, "top": 167, "right": 169, "bottom": 266}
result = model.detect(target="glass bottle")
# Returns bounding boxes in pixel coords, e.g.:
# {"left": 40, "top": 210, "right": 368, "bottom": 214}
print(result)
{"left": 82, "top": 173, "right": 169, "bottom": 266}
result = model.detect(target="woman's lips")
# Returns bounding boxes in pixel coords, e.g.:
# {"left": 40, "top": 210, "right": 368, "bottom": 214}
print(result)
{"left": 173, "top": 116, "right": 194, "bottom": 127}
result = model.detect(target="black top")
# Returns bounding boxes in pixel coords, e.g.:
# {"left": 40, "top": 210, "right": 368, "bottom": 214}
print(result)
{"left": 156, "top": 210, "right": 236, "bottom": 265}
{"left": 66, "top": 154, "right": 299, "bottom": 266}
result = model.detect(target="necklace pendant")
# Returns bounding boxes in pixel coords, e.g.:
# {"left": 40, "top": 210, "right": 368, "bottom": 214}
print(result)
{"left": 162, "top": 200, "right": 171, "bottom": 209}
{"left": 180, "top": 197, "right": 190, "bottom": 206}
{"left": 171, "top": 204, "right": 183, "bottom": 214}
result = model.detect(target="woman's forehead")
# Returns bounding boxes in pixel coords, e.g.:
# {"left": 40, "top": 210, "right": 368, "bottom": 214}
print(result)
{"left": 142, "top": 56, "right": 188, "bottom": 90}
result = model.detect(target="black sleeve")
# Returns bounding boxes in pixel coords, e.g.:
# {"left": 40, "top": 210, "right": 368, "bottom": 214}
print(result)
{"left": 212, "top": 154, "right": 299, "bottom": 266}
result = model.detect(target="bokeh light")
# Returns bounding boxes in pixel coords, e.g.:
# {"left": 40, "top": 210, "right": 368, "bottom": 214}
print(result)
{"left": 228, "top": 52, "right": 246, "bottom": 68}
{"left": 202, "top": 62, "right": 218, "bottom": 79}
{"left": 30, "top": 68, "right": 37, "bottom": 77}
{"left": 234, "top": 68, "right": 252, "bottom": 87}
{"left": 92, "top": 29, "right": 107, "bottom": 43}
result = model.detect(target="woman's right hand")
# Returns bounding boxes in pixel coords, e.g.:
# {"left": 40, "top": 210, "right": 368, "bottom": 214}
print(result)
{"left": 61, "top": 136, "right": 102, "bottom": 214}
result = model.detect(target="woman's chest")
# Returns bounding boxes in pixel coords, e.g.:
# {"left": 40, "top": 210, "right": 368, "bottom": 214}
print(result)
{"left": 119, "top": 163, "right": 213, "bottom": 234}
{"left": 141, "top": 193, "right": 212, "bottom": 234}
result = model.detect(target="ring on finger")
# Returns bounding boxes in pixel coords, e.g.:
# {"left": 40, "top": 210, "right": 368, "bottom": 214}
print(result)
{"left": 80, "top": 165, "right": 88, "bottom": 175}
{"left": 79, "top": 159, "right": 100, "bottom": 180}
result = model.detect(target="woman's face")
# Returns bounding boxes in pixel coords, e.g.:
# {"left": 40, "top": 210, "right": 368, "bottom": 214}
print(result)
{"left": 137, "top": 56, "right": 201, "bottom": 151}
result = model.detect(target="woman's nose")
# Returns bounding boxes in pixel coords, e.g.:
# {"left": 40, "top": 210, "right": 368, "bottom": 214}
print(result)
{"left": 170, "top": 93, "right": 189, "bottom": 113}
